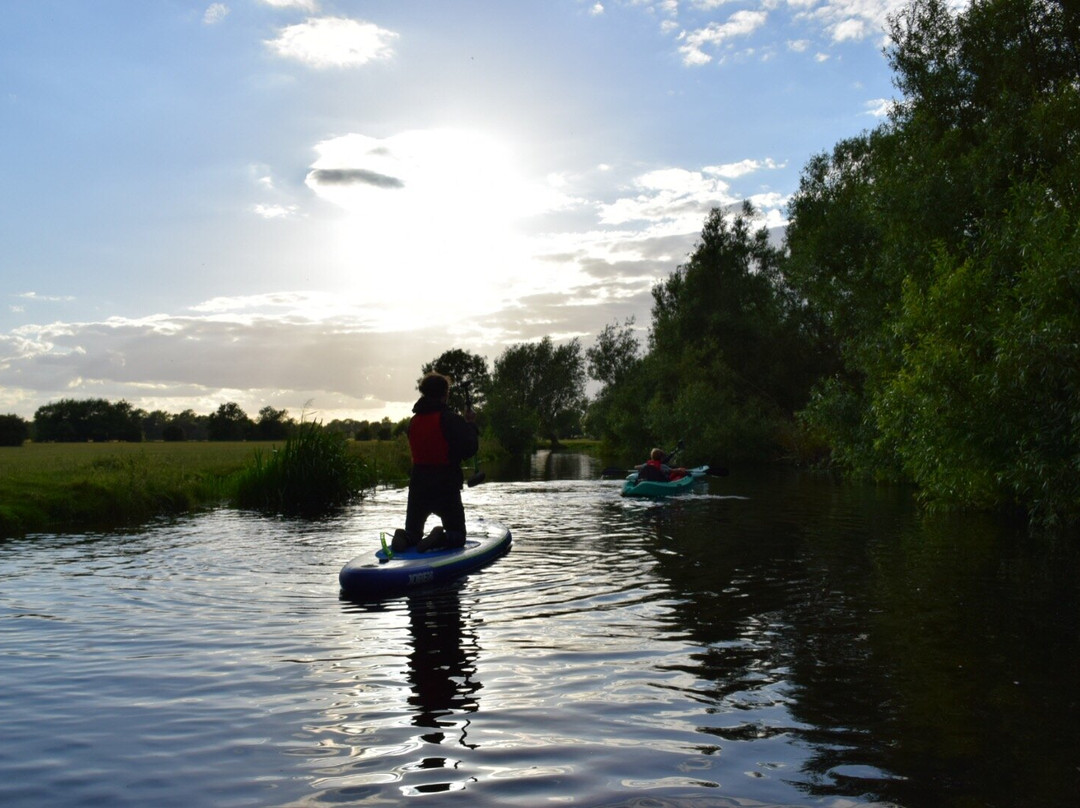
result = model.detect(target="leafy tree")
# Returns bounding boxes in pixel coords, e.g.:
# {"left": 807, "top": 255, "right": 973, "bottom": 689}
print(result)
{"left": 421, "top": 348, "right": 491, "bottom": 413}
{"left": 0, "top": 414, "right": 30, "bottom": 447}
{"left": 141, "top": 410, "right": 172, "bottom": 442}
{"left": 486, "top": 337, "right": 586, "bottom": 452}
{"left": 256, "top": 406, "right": 294, "bottom": 440}
{"left": 786, "top": 0, "right": 1080, "bottom": 521}
{"left": 635, "top": 202, "right": 824, "bottom": 462}
{"left": 206, "top": 402, "right": 253, "bottom": 441}
{"left": 170, "top": 409, "right": 207, "bottom": 441}
{"left": 33, "top": 398, "right": 142, "bottom": 442}
{"left": 587, "top": 317, "right": 641, "bottom": 389}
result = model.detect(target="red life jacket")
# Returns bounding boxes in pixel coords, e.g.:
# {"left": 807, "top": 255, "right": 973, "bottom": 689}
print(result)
{"left": 640, "top": 459, "right": 668, "bottom": 481}
{"left": 409, "top": 411, "right": 450, "bottom": 465}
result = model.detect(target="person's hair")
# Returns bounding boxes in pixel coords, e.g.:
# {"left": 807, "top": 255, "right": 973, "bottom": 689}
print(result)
{"left": 650, "top": 447, "right": 665, "bottom": 462}
{"left": 419, "top": 371, "right": 451, "bottom": 399}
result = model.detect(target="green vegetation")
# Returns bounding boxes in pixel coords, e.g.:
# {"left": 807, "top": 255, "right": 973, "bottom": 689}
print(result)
{"left": 0, "top": 439, "right": 415, "bottom": 537}
{"left": 0, "top": 442, "right": 253, "bottom": 536}
{"left": 233, "top": 421, "right": 376, "bottom": 515}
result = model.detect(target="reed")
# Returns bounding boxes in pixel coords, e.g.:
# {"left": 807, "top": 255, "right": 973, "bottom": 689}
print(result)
{"left": 233, "top": 422, "right": 376, "bottom": 515}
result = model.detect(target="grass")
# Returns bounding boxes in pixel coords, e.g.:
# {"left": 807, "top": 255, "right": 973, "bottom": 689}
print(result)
{"left": 0, "top": 438, "right": 413, "bottom": 538}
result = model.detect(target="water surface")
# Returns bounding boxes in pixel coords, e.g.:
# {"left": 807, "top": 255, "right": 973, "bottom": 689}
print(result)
{"left": 2, "top": 456, "right": 1078, "bottom": 806}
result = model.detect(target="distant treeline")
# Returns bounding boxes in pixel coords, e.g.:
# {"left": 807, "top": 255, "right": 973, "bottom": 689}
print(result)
{"left": 0, "top": 399, "right": 409, "bottom": 445}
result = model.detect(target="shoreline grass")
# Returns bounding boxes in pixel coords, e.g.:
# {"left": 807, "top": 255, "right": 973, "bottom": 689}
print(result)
{"left": 0, "top": 439, "right": 412, "bottom": 538}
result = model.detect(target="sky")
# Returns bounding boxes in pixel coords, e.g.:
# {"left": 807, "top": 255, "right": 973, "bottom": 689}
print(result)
{"left": 1, "top": 0, "right": 930, "bottom": 425}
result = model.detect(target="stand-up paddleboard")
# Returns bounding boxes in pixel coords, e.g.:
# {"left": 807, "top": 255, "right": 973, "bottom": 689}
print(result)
{"left": 339, "top": 519, "right": 512, "bottom": 600}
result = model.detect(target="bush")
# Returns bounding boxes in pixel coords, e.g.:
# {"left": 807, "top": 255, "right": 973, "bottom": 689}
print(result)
{"left": 0, "top": 414, "right": 29, "bottom": 447}
{"left": 233, "top": 421, "right": 375, "bottom": 515}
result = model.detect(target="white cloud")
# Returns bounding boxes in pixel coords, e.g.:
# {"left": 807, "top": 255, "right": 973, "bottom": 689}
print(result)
{"left": 266, "top": 17, "right": 398, "bottom": 68}
{"left": 590, "top": 3, "right": 605, "bottom": 15}
{"left": 261, "top": 0, "right": 318, "bottom": 10}
{"left": 864, "top": 97, "right": 894, "bottom": 117}
{"left": 252, "top": 203, "right": 299, "bottom": 219}
{"left": 678, "top": 10, "right": 768, "bottom": 65}
{"left": 203, "top": 3, "right": 229, "bottom": 25}
{"left": 707, "top": 157, "right": 783, "bottom": 178}
{"left": 832, "top": 18, "right": 867, "bottom": 42}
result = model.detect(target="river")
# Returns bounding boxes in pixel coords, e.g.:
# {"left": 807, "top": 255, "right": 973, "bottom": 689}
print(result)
{"left": 1, "top": 453, "right": 1078, "bottom": 807}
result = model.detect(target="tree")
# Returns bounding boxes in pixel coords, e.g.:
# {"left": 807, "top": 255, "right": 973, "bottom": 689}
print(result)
{"left": 486, "top": 337, "right": 586, "bottom": 452}
{"left": 256, "top": 406, "right": 294, "bottom": 440}
{"left": 0, "top": 414, "right": 29, "bottom": 447}
{"left": 170, "top": 409, "right": 207, "bottom": 441}
{"left": 587, "top": 317, "right": 641, "bottom": 389}
{"left": 421, "top": 348, "right": 491, "bottom": 413}
{"left": 786, "top": 0, "right": 1080, "bottom": 521}
{"left": 206, "top": 402, "right": 253, "bottom": 441}
{"left": 33, "top": 398, "right": 142, "bottom": 442}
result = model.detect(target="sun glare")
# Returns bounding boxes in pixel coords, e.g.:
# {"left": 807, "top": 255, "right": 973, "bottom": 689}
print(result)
{"left": 308, "top": 128, "right": 564, "bottom": 331}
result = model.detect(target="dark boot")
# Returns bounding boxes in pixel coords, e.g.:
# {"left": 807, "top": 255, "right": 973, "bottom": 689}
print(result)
{"left": 417, "top": 525, "right": 445, "bottom": 552}
{"left": 391, "top": 528, "right": 413, "bottom": 553}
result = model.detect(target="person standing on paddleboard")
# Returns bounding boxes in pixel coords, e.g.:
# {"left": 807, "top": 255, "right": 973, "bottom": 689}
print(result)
{"left": 392, "top": 371, "right": 479, "bottom": 553}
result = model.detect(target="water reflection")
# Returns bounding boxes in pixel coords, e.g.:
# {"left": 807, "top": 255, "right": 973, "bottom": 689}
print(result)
{"left": 405, "top": 584, "right": 481, "bottom": 751}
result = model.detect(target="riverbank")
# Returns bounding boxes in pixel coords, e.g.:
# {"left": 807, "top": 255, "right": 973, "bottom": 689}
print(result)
{"left": 0, "top": 439, "right": 412, "bottom": 538}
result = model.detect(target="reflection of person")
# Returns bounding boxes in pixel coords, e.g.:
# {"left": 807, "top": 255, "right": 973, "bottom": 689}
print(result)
{"left": 637, "top": 447, "right": 687, "bottom": 482}
{"left": 392, "top": 372, "right": 479, "bottom": 554}
{"left": 407, "top": 587, "right": 480, "bottom": 749}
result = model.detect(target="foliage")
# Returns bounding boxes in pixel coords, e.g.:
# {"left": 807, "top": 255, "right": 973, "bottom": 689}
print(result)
{"left": 0, "top": 414, "right": 30, "bottom": 447}
{"left": 595, "top": 202, "right": 829, "bottom": 464}
{"left": 0, "top": 441, "right": 253, "bottom": 537}
{"left": 33, "top": 398, "right": 144, "bottom": 442}
{"left": 784, "top": 0, "right": 1080, "bottom": 522}
{"left": 421, "top": 348, "right": 491, "bottom": 413}
{"left": 233, "top": 421, "right": 375, "bottom": 515}
{"left": 206, "top": 402, "right": 253, "bottom": 441}
{"left": 486, "top": 337, "right": 586, "bottom": 452}
{"left": 256, "top": 406, "right": 295, "bottom": 440}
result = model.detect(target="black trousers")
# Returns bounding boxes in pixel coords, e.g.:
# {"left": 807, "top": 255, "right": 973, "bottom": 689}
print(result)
{"left": 404, "top": 486, "right": 466, "bottom": 546}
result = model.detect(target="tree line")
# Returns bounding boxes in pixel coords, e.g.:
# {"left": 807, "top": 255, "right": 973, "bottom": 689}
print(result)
{"left": 3, "top": 1, "right": 1076, "bottom": 525}
{"left": 0, "top": 399, "right": 411, "bottom": 446}
{"left": 587, "top": 0, "right": 1080, "bottom": 526}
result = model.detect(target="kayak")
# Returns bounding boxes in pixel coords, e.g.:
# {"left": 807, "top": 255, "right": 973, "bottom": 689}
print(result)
{"left": 621, "top": 465, "right": 709, "bottom": 498}
{"left": 339, "top": 519, "right": 512, "bottom": 600}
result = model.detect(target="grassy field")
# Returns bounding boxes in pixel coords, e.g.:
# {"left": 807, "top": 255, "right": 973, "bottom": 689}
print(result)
{"left": 0, "top": 439, "right": 413, "bottom": 538}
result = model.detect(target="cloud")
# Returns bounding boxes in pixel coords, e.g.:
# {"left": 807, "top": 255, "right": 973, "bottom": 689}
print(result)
{"left": 266, "top": 17, "right": 398, "bottom": 68}
{"left": 203, "top": 3, "right": 229, "bottom": 25}
{"left": 252, "top": 203, "right": 300, "bottom": 219}
{"left": 864, "top": 97, "right": 895, "bottom": 117}
{"left": 678, "top": 10, "right": 768, "bottom": 65}
{"left": 260, "top": 0, "right": 318, "bottom": 9}
{"left": 307, "top": 168, "right": 405, "bottom": 189}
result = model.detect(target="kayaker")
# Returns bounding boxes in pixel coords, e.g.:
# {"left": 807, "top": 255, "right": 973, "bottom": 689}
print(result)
{"left": 392, "top": 371, "right": 479, "bottom": 553}
{"left": 638, "top": 447, "right": 688, "bottom": 482}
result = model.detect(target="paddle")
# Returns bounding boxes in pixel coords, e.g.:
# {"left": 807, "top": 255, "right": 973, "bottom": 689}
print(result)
{"left": 463, "top": 383, "right": 486, "bottom": 487}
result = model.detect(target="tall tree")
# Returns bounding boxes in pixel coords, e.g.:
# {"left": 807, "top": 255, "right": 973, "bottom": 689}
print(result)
{"left": 486, "top": 337, "right": 586, "bottom": 452}
{"left": 206, "top": 402, "right": 253, "bottom": 441}
{"left": 421, "top": 348, "right": 491, "bottom": 413}
{"left": 787, "top": 0, "right": 1080, "bottom": 522}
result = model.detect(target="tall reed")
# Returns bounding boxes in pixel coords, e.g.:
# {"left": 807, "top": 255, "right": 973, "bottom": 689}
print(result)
{"left": 233, "top": 421, "right": 375, "bottom": 515}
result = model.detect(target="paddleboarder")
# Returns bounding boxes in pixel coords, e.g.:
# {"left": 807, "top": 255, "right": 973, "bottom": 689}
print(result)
{"left": 393, "top": 372, "right": 479, "bottom": 553}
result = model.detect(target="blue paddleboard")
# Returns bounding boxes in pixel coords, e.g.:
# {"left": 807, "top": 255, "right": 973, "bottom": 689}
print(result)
{"left": 339, "top": 519, "right": 512, "bottom": 599}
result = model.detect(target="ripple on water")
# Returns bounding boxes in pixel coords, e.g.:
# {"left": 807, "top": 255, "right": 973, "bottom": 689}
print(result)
{"left": 4, "top": 471, "right": 1070, "bottom": 808}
